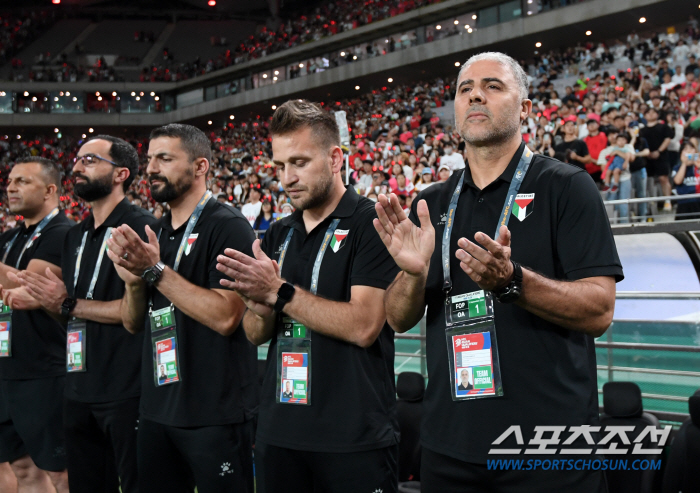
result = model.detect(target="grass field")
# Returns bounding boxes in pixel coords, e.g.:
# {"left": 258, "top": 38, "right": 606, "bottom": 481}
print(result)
{"left": 261, "top": 320, "right": 700, "bottom": 417}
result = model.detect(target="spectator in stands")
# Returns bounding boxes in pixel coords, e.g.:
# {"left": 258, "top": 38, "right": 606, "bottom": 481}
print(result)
{"left": 583, "top": 118, "right": 608, "bottom": 183}
{"left": 252, "top": 198, "right": 274, "bottom": 234}
{"left": 440, "top": 143, "right": 465, "bottom": 171}
{"left": 554, "top": 118, "right": 591, "bottom": 170}
{"left": 437, "top": 163, "right": 450, "bottom": 182}
{"left": 672, "top": 140, "right": 700, "bottom": 220}
{"left": 639, "top": 107, "right": 674, "bottom": 211}
{"left": 241, "top": 186, "right": 262, "bottom": 226}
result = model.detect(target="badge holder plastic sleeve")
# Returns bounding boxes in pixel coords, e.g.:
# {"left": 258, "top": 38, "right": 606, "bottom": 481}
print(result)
{"left": 444, "top": 292, "right": 504, "bottom": 401}
{"left": 150, "top": 307, "right": 181, "bottom": 387}
{"left": 276, "top": 319, "right": 312, "bottom": 405}
{"left": 0, "top": 304, "right": 12, "bottom": 358}
{"left": 66, "top": 319, "right": 87, "bottom": 372}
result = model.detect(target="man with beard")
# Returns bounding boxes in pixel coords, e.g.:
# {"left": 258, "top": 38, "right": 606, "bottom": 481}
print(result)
{"left": 216, "top": 100, "right": 400, "bottom": 493}
{"left": 106, "top": 124, "right": 258, "bottom": 493}
{"left": 374, "top": 52, "right": 622, "bottom": 492}
{"left": 0, "top": 157, "right": 72, "bottom": 493}
{"left": 15, "top": 136, "right": 155, "bottom": 493}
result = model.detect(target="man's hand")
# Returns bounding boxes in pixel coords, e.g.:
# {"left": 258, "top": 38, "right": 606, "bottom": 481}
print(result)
{"left": 240, "top": 293, "right": 275, "bottom": 319}
{"left": 455, "top": 226, "right": 514, "bottom": 291}
{"left": 216, "top": 240, "right": 283, "bottom": 306}
{"left": 14, "top": 268, "right": 67, "bottom": 314}
{"left": 373, "top": 193, "right": 435, "bottom": 277}
{"left": 650, "top": 150, "right": 660, "bottom": 159}
{"left": 107, "top": 225, "right": 160, "bottom": 278}
{"left": 0, "top": 284, "right": 41, "bottom": 311}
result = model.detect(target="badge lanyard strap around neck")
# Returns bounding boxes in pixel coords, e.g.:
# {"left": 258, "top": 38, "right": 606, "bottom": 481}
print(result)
{"left": 277, "top": 217, "right": 341, "bottom": 296}
{"left": 2, "top": 208, "right": 60, "bottom": 268}
{"left": 442, "top": 146, "right": 533, "bottom": 294}
{"left": 73, "top": 227, "right": 113, "bottom": 300}
{"left": 150, "top": 190, "right": 213, "bottom": 309}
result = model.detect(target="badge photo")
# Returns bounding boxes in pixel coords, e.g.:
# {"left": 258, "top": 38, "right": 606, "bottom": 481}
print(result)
{"left": 512, "top": 193, "right": 535, "bottom": 222}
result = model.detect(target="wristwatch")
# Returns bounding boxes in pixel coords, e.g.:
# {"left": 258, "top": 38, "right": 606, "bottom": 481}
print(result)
{"left": 273, "top": 282, "right": 296, "bottom": 313}
{"left": 142, "top": 261, "right": 165, "bottom": 286}
{"left": 61, "top": 297, "right": 77, "bottom": 317}
{"left": 492, "top": 261, "right": 523, "bottom": 304}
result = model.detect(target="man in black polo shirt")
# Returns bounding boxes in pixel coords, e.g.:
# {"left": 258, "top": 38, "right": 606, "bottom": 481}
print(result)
{"left": 639, "top": 108, "right": 674, "bottom": 211}
{"left": 216, "top": 100, "right": 399, "bottom": 493}
{"left": 106, "top": 123, "right": 257, "bottom": 493}
{"left": 375, "top": 52, "right": 622, "bottom": 492}
{"left": 0, "top": 157, "right": 72, "bottom": 493}
{"left": 16, "top": 136, "right": 155, "bottom": 493}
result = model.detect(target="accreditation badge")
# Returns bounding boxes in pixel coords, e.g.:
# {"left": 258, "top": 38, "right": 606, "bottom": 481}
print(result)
{"left": 276, "top": 317, "right": 311, "bottom": 405}
{"left": 150, "top": 305, "right": 180, "bottom": 386}
{"left": 0, "top": 303, "right": 11, "bottom": 357}
{"left": 444, "top": 290, "right": 504, "bottom": 401}
{"left": 66, "top": 319, "right": 87, "bottom": 372}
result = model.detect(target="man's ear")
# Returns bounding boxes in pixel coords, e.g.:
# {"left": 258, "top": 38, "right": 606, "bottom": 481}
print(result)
{"left": 195, "top": 158, "right": 210, "bottom": 177}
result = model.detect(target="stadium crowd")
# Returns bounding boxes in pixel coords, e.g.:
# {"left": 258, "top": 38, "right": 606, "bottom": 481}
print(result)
{"left": 2, "top": 18, "right": 700, "bottom": 230}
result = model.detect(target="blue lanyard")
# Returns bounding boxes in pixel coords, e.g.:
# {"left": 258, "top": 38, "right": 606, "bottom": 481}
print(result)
{"left": 156, "top": 191, "right": 213, "bottom": 273}
{"left": 277, "top": 218, "right": 341, "bottom": 296}
{"left": 2, "top": 208, "right": 60, "bottom": 268}
{"left": 73, "top": 227, "right": 113, "bottom": 300}
{"left": 442, "top": 146, "right": 533, "bottom": 293}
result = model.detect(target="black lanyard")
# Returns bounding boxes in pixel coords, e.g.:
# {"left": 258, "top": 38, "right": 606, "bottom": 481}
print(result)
{"left": 442, "top": 146, "right": 534, "bottom": 293}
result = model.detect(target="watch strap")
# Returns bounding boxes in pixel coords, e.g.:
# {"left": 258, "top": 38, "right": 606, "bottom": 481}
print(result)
{"left": 273, "top": 282, "right": 295, "bottom": 313}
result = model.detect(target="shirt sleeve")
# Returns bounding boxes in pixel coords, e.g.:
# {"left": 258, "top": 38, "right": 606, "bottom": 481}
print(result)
{"left": 207, "top": 214, "right": 256, "bottom": 290}
{"left": 578, "top": 140, "right": 590, "bottom": 157}
{"left": 31, "top": 224, "right": 70, "bottom": 268}
{"left": 350, "top": 208, "right": 400, "bottom": 290}
{"left": 556, "top": 171, "right": 624, "bottom": 282}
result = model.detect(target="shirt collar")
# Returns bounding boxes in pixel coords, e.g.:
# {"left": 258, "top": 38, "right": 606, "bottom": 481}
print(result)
{"left": 82, "top": 198, "right": 132, "bottom": 234}
{"left": 161, "top": 197, "right": 215, "bottom": 234}
{"left": 286, "top": 185, "right": 360, "bottom": 233}
{"left": 461, "top": 141, "right": 526, "bottom": 191}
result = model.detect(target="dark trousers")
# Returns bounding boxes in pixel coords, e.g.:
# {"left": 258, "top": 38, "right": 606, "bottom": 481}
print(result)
{"left": 64, "top": 397, "right": 140, "bottom": 493}
{"left": 255, "top": 441, "right": 398, "bottom": 493}
{"left": 421, "top": 447, "right": 608, "bottom": 493}
{"left": 137, "top": 418, "right": 254, "bottom": 493}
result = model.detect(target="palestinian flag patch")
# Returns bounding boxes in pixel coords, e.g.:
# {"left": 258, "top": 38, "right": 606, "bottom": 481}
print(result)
{"left": 330, "top": 229, "right": 349, "bottom": 253}
{"left": 185, "top": 234, "right": 199, "bottom": 255}
{"left": 512, "top": 194, "right": 534, "bottom": 222}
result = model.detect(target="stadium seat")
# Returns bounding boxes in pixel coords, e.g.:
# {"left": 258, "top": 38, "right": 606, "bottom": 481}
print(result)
{"left": 662, "top": 389, "right": 700, "bottom": 493}
{"left": 397, "top": 371, "right": 424, "bottom": 485}
{"left": 599, "top": 382, "right": 660, "bottom": 493}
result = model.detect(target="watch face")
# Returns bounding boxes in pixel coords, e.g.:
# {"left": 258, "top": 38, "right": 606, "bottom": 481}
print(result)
{"left": 143, "top": 270, "right": 157, "bottom": 283}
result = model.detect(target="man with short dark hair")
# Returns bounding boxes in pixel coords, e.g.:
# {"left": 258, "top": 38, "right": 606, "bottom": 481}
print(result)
{"left": 554, "top": 118, "right": 591, "bottom": 169}
{"left": 0, "top": 157, "right": 72, "bottom": 493}
{"left": 17, "top": 136, "right": 156, "bottom": 493}
{"left": 107, "top": 123, "right": 258, "bottom": 493}
{"left": 217, "top": 100, "right": 400, "bottom": 493}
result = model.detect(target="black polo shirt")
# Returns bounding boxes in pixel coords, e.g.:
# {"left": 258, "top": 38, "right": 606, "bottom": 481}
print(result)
{"left": 256, "top": 186, "right": 400, "bottom": 453}
{"left": 411, "top": 142, "right": 623, "bottom": 464}
{"left": 142, "top": 200, "right": 258, "bottom": 427}
{"left": 62, "top": 198, "right": 156, "bottom": 403}
{"left": 0, "top": 211, "right": 73, "bottom": 380}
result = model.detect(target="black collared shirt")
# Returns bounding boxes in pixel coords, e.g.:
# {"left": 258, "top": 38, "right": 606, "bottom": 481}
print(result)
{"left": 411, "top": 142, "right": 623, "bottom": 463}
{"left": 0, "top": 211, "right": 73, "bottom": 379}
{"left": 62, "top": 198, "right": 156, "bottom": 403}
{"left": 256, "top": 186, "right": 400, "bottom": 453}
{"left": 143, "top": 200, "right": 258, "bottom": 427}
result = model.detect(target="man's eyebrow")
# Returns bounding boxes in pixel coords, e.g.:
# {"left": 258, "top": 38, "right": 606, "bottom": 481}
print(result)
{"left": 272, "top": 155, "right": 310, "bottom": 165}
{"left": 146, "top": 152, "right": 172, "bottom": 159}
{"left": 458, "top": 77, "right": 506, "bottom": 89}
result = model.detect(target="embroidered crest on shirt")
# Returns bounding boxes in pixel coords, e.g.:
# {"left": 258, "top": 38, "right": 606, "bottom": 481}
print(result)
{"left": 330, "top": 229, "right": 349, "bottom": 253}
{"left": 511, "top": 194, "right": 535, "bottom": 222}
{"left": 184, "top": 234, "right": 199, "bottom": 255}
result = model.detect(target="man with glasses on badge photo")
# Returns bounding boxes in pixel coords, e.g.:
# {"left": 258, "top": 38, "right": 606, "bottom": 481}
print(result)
{"left": 374, "top": 52, "right": 623, "bottom": 492}
{"left": 14, "top": 135, "right": 156, "bottom": 493}
{"left": 105, "top": 123, "right": 258, "bottom": 493}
